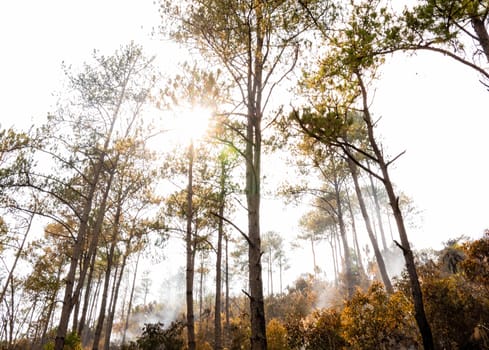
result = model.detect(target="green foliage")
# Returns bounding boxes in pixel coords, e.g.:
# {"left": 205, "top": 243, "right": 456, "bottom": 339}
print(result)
{"left": 43, "top": 332, "right": 81, "bottom": 350}
{"left": 400, "top": 0, "right": 475, "bottom": 48}
{"left": 0, "top": 128, "right": 29, "bottom": 155}
{"left": 0, "top": 128, "right": 32, "bottom": 197}
{"left": 135, "top": 322, "right": 185, "bottom": 350}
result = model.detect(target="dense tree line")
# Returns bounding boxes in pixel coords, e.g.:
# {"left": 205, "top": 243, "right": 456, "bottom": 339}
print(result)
{"left": 0, "top": 0, "right": 488, "bottom": 349}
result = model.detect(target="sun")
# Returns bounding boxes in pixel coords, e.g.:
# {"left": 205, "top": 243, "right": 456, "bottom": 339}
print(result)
{"left": 170, "top": 105, "right": 213, "bottom": 145}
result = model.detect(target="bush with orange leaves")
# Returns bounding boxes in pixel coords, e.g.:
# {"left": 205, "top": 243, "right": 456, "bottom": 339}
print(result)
{"left": 341, "top": 282, "right": 419, "bottom": 349}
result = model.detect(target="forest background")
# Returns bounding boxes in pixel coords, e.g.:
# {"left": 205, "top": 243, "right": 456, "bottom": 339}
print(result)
{"left": 0, "top": 0, "right": 488, "bottom": 349}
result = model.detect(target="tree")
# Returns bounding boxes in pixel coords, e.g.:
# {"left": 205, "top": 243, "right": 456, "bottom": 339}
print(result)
{"left": 212, "top": 146, "right": 239, "bottom": 350}
{"left": 0, "top": 211, "right": 35, "bottom": 306}
{"left": 293, "top": 1, "right": 434, "bottom": 347}
{"left": 262, "top": 231, "right": 288, "bottom": 296}
{"left": 161, "top": 63, "right": 223, "bottom": 350}
{"left": 346, "top": 151, "right": 393, "bottom": 293}
{"left": 298, "top": 210, "right": 329, "bottom": 278}
{"left": 160, "top": 1, "right": 307, "bottom": 347}
{"left": 91, "top": 138, "right": 161, "bottom": 350}
{"left": 163, "top": 142, "right": 222, "bottom": 350}
{"left": 22, "top": 228, "right": 68, "bottom": 347}
{"left": 29, "top": 43, "right": 158, "bottom": 350}
{"left": 391, "top": 0, "right": 489, "bottom": 82}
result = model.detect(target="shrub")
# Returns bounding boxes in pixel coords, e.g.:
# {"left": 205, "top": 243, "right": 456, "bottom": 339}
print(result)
{"left": 341, "top": 282, "right": 418, "bottom": 349}
{"left": 267, "top": 318, "right": 290, "bottom": 350}
{"left": 136, "top": 321, "right": 185, "bottom": 350}
{"left": 284, "top": 309, "right": 345, "bottom": 350}
{"left": 43, "top": 332, "right": 82, "bottom": 350}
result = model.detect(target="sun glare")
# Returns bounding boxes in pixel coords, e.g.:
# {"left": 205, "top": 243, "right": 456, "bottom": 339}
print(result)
{"left": 171, "top": 106, "right": 213, "bottom": 145}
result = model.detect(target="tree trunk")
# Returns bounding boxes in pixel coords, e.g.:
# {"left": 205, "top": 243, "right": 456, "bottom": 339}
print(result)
{"left": 278, "top": 259, "right": 283, "bottom": 294}
{"left": 269, "top": 246, "right": 273, "bottom": 295}
{"left": 472, "top": 16, "right": 489, "bottom": 62}
{"left": 245, "top": 2, "right": 267, "bottom": 348}
{"left": 77, "top": 245, "right": 98, "bottom": 336}
{"left": 54, "top": 45, "right": 137, "bottom": 349}
{"left": 225, "top": 235, "right": 230, "bottom": 339}
{"left": 54, "top": 171, "right": 100, "bottom": 350}
{"left": 41, "top": 263, "right": 63, "bottom": 347}
{"left": 75, "top": 163, "right": 117, "bottom": 335}
{"left": 332, "top": 171, "right": 354, "bottom": 298}
{"left": 0, "top": 212, "right": 34, "bottom": 304}
{"left": 103, "top": 253, "right": 128, "bottom": 350}
{"left": 214, "top": 161, "right": 225, "bottom": 350}
{"left": 92, "top": 246, "right": 115, "bottom": 350}
{"left": 345, "top": 188, "right": 365, "bottom": 275}
{"left": 347, "top": 158, "right": 393, "bottom": 293}
{"left": 102, "top": 264, "right": 119, "bottom": 349}
{"left": 199, "top": 258, "right": 204, "bottom": 319}
{"left": 83, "top": 272, "right": 102, "bottom": 346}
{"left": 310, "top": 236, "right": 318, "bottom": 277}
{"left": 186, "top": 141, "right": 196, "bottom": 350}
{"left": 356, "top": 72, "right": 434, "bottom": 350}
{"left": 92, "top": 197, "right": 122, "bottom": 350}
{"left": 329, "top": 234, "right": 339, "bottom": 285}
{"left": 122, "top": 251, "right": 140, "bottom": 345}
{"left": 367, "top": 167, "right": 388, "bottom": 251}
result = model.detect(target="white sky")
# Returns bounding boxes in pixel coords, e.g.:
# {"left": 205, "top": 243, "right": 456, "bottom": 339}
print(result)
{"left": 1, "top": 1, "right": 488, "bottom": 293}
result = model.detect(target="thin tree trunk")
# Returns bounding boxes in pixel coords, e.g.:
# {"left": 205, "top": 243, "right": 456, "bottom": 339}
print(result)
{"left": 75, "top": 164, "right": 117, "bottom": 334}
{"left": 225, "top": 235, "right": 230, "bottom": 342}
{"left": 199, "top": 258, "right": 204, "bottom": 320}
{"left": 102, "top": 264, "right": 119, "bottom": 350}
{"left": 103, "top": 253, "right": 128, "bottom": 350}
{"left": 0, "top": 212, "right": 34, "bottom": 305}
{"left": 278, "top": 259, "right": 282, "bottom": 294}
{"left": 345, "top": 187, "right": 365, "bottom": 275}
{"left": 347, "top": 158, "right": 393, "bottom": 293}
{"left": 310, "top": 236, "right": 318, "bottom": 277}
{"left": 83, "top": 272, "right": 102, "bottom": 346}
{"left": 122, "top": 251, "right": 140, "bottom": 345}
{"left": 54, "top": 156, "right": 105, "bottom": 350}
{"left": 356, "top": 71, "right": 434, "bottom": 350}
{"left": 92, "top": 246, "right": 115, "bottom": 350}
{"left": 41, "top": 263, "right": 63, "bottom": 347}
{"left": 269, "top": 246, "right": 273, "bottom": 296}
{"left": 77, "top": 244, "right": 98, "bottom": 336}
{"left": 333, "top": 173, "right": 354, "bottom": 298}
{"left": 186, "top": 141, "right": 196, "bottom": 350}
{"left": 8, "top": 276, "right": 15, "bottom": 346}
{"left": 328, "top": 237, "right": 338, "bottom": 284}
{"left": 214, "top": 161, "right": 225, "bottom": 350}
{"left": 367, "top": 167, "right": 388, "bottom": 251}
{"left": 93, "top": 198, "right": 122, "bottom": 350}
{"left": 246, "top": 2, "right": 267, "bottom": 348}
{"left": 387, "top": 213, "right": 394, "bottom": 241}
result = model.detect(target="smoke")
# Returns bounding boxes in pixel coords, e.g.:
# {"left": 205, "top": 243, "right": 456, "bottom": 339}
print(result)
{"left": 314, "top": 280, "right": 342, "bottom": 310}
{"left": 115, "top": 265, "right": 186, "bottom": 344}
{"left": 382, "top": 245, "right": 406, "bottom": 280}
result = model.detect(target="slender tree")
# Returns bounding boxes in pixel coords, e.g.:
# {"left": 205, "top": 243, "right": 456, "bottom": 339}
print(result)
{"left": 41, "top": 43, "right": 157, "bottom": 350}
{"left": 293, "top": 2, "right": 434, "bottom": 347}
{"left": 160, "top": 1, "right": 308, "bottom": 347}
